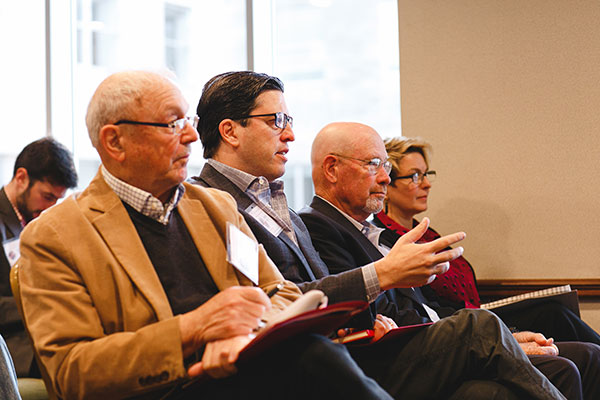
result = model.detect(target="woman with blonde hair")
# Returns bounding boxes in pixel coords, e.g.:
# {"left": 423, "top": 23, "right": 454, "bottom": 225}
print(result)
{"left": 374, "top": 137, "right": 600, "bottom": 399}
{"left": 374, "top": 136, "right": 600, "bottom": 341}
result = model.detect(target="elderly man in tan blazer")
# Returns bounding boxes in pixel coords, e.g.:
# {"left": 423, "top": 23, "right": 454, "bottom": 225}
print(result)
{"left": 15, "top": 71, "right": 392, "bottom": 400}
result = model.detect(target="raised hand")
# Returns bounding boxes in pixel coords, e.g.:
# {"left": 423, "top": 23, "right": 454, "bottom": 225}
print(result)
{"left": 375, "top": 217, "right": 466, "bottom": 290}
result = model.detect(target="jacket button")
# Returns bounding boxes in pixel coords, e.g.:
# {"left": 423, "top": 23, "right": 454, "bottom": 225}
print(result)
{"left": 159, "top": 371, "right": 169, "bottom": 381}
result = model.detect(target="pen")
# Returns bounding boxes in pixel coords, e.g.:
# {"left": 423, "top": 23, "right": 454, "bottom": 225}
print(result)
{"left": 267, "top": 283, "right": 284, "bottom": 298}
{"left": 255, "top": 283, "right": 284, "bottom": 332}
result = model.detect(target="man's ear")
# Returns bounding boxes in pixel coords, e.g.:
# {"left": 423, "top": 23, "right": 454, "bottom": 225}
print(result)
{"left": 13, "top": 167, "right": 30, "bottom": 192}
{"left": 99, "top": 125, "right": 126, "bottom": 162}
{"left": 218, "top": 119, "right": 240, "bottom": 148}
{"left": 322, "top": 155, "right": 339, "bottom": 183}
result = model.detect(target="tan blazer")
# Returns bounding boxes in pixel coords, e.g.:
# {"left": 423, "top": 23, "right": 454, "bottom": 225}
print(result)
{"left": 18, "top": 171, "right": 301, "bottom": 399}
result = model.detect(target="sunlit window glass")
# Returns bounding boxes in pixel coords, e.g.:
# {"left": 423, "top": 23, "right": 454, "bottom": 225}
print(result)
{"left": 0, "top": 1, "right": 46, "bottom": 183}
{"left": 67, "top": 0, "right": 247, "bottom": 188}
{"left": 268, "top": 0, "right": 401, "bottom": 209}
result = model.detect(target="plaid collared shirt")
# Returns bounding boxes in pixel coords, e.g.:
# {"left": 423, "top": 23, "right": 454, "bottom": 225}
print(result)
{"left": 207, "top": 159, "right": 298, "bottom": 244}
{"left": 101, "top": 165, "right": 184, "bottom": 225}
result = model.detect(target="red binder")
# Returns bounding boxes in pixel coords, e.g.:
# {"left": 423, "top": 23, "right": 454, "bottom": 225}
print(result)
{"left": 334, "top": 322, "right": 434, "bottom": 346}
{"left": 237, "top": 300, "right": 369, "bottom": 364}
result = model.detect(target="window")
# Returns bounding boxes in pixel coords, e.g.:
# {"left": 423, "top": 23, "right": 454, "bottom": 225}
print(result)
{"left": 0, "top": 0, "right": 399, "bottom": 211}
{"left": 77, "top": 0, "right": 117, "bottom": 67}
{"left": 165, "top": 4, "right": 191, "bottom": 80}
{"left": 261, "top": 0, "right": 401, "bottom": 208}
{"left": 0, "top": 1, "right": 46, "bottom": 184}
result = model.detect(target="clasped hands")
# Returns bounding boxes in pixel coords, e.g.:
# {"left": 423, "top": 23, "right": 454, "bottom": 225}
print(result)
{"left": 513, "top": 331, "right": 559, "bottom": 356}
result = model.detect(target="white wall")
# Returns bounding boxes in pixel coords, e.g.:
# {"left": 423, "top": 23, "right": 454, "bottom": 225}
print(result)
{"left": 397, "top": 0, "right": 600, "bottom": 329}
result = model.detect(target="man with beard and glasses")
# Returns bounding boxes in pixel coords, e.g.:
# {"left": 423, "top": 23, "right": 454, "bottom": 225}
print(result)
{"left": 0, "top": 137, "right": 78, "bottom": 378}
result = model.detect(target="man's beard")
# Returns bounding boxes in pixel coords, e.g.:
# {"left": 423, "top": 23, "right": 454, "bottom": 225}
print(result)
{"left": 16, "top": 187, "right": 35, "bottom": 223}
{"left": 362, "top": 197, "right": 384, "bottom": 215}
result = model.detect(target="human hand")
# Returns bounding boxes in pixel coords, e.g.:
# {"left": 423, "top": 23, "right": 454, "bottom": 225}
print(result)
{"left": 372, "top": 314, "right": 397, "bottom": 342}
{"left": 179, "top": 286, "right": 270, "bottom": 357}
{"left": 374, "top": 218, "right": 466, "bottom": 290}
{"left": 187, "top": 334, "right": 254, "bottom": 378}
{"left": 513, "top": 331, "right": 559, "bottom": 356}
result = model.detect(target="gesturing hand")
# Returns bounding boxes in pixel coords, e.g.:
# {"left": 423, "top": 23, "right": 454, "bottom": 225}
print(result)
{"left": 375, "top": 217, "right": 466, "bottom": 290}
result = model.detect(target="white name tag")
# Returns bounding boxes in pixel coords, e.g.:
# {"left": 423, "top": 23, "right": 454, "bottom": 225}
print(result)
{"left": 3, "top": 237, "right": 20, "bottom": 268}
{"left": 246, "top": 204, "right": 283, "bottom": 237}
{"left": 226, "top": 222, "right": 259, "bottom": 285}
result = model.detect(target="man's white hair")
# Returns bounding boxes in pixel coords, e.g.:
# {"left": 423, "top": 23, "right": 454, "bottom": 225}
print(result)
{"left": 85, "top": 69, "right": 177, "bottom": 148}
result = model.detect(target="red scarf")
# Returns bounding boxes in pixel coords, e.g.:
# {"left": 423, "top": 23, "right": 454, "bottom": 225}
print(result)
{"left": 375, "top": 211, "right": 481, "bottom": 308}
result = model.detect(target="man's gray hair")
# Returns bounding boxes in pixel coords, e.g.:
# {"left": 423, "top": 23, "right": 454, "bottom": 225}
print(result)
{"left": 85, "top": 70, "right": 176, "bottom": 148}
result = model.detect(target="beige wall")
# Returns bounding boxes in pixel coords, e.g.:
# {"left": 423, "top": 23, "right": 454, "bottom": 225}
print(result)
{"left": 397, "top": 0, "right": 600, "bottom": 327}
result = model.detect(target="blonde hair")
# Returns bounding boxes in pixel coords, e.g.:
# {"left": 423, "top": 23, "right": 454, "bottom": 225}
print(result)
{"left": 384, "top": 137, "right": 432, "bottom": 180}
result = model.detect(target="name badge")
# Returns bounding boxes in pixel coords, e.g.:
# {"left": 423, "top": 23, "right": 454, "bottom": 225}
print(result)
{"left": 226, "top": 222, "right": 259, "bottom": 285}
{"left": 3, "top": 237, "right": 20, "bottom": 267}
{"left": 246, "top": 204, "right": 283, "bottom": 237}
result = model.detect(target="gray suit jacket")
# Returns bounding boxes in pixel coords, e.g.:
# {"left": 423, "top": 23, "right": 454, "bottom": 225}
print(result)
{"left": 0, "top": 187, "right": 33, "bottom": 377}
{"left": 193, "top": 163, "right": 374, "bottom": 327}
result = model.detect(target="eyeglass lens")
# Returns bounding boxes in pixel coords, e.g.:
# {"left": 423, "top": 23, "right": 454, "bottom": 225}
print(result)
{"left": 173, "top": 116, "right": 199, "bottom": 134}
{"left": 275, "top": 112, "right": 293, "bottom": 130}
{"left": 412, "top": 171, "right": 436, "bottom": 184}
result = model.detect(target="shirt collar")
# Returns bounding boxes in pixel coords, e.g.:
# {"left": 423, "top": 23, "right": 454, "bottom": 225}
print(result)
{"left": 315, "top": 195, "right": 366, "bottom": 232}
{"left": 207, "top": 158, "right": 285, "bottom": 196}
{"left": 315, "top": 195, "right": 385, "bottom": 246}
{"left": 207, "top": 158, "right": 260, "bottom": 192}
{"left": 101, "top": 165, "right": 184, "bottom": 225}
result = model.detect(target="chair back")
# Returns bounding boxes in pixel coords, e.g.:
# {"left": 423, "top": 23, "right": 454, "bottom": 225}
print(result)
{"left": 0, "top": 333, "right": 21, "bottom": 400}
{"left": 10, "top": 264, "right": 59, "bottom": 400}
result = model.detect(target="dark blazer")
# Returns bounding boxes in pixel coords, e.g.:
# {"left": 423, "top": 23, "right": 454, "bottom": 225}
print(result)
{"left": 299, "top": 196, "right": 456, "bottom": 327}
{"left": 0, "top": 187, "right": 33, "bottom": 377}
{"left": 193, "top": 163, "right": 375, "bottom": 327}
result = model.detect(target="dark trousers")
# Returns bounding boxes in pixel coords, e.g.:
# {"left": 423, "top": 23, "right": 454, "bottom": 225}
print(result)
{"left": 168, "top": 334, "right": 392, "bottom": 400}
{"left": 530, "top": 342, "right": 600, "bottom": 400}
{"left": 349, "top": 308, "right": 564, "bottom": 400}
{"left": 495, "top": 301, "right": 600, "bottom": 344}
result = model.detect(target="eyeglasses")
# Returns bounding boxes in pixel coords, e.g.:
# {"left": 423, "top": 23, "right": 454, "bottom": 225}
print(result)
{"left": 330, "top": 154, "right": 392, "bottom": 175}
{"left": 234, "top": 112, "right": 293, "bottom": 130}
{"left": 392, "top": 171, "right": 437, "bottom": 185}
{"left": 114, "top": 115, "right": 199, "bottom": 136}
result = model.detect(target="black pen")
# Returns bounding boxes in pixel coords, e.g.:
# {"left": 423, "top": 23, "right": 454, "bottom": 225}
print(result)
{"left": 267, "top": 283, "right": 284, "bottom": 298}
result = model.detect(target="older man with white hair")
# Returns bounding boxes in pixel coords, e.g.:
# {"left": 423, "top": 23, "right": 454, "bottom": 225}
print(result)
{"left": 16, "top": 71, "right": 396, "bottom": 400}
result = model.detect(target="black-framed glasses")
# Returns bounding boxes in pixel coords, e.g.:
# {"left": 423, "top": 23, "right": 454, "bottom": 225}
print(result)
{"left": 330, "top": 154, "right": 392, "bottom": 175}
{"left": 234, "top": 112, "right": 293, "bottom": 130}
{"left": 392, "top": 171, "right": 437, "bottom": 185}
{"left": 114, "top": 115, "right": 199, "bottom": 136}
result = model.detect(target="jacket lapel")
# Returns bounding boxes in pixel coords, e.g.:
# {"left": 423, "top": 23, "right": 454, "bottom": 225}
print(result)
{"left": 177, "top": 187, "right": 240, "bottom": 291}
{"left": 83, "top": 172, "right": 173, "bottom": 320}
{"left": 196, "top": 164, "right": 317, "bottom": 281}
{"left": 0, "top": 188, "right": 23, "bottom": 240}
{"left": 277, "top": 226, "right": 316, "bottom": 281}
{"left": 309, "top": 196, "right": 383, "bottom": 261}
{"left": 309, "top": 197, "right": 425, "bottom": 304}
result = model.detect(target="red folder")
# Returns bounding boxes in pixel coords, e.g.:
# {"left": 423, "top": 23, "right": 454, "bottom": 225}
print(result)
{"left": 344, "top": 322, "right": 434, "bottom": 347}
{"left": 237, "top": 300, "right": 369, "bottom": 364}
